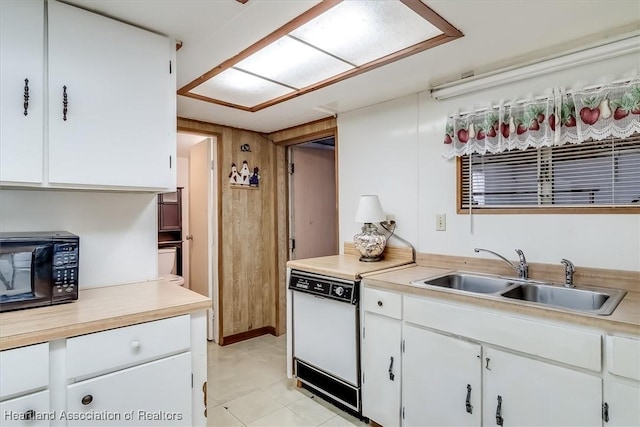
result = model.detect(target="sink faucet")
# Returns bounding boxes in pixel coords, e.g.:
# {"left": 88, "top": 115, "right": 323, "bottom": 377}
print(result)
{"left": 561, "top": 259, "right": 575, "bottom": 288}
{"left": 474, "top": 248, "right": 529, "bottom": 279}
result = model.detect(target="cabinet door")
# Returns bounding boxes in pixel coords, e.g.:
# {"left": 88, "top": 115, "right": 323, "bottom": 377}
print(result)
{"left": 0, "top": 390, "right": 50, "bottom": 427}
{"left": 67, "top": 353, "right": 191, "bottom": 426}
{"left": 402, "top": 324, "right": 481, "bottom": 427}
{"left": 483, "top": 347, "right": 602, "bottom": 427}
{"left": 604, "top": 379, "right": 640, "bottom": 427}
{"left": 47, "top": 0, "right": 175, "bottom": 190}
{"left": 0, "top": 0, "right": 44, "bottom": 183}
{"left": 362, "top": 312, "right": 402, "bottom": 427}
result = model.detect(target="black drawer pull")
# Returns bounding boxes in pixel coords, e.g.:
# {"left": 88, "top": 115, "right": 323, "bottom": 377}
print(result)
{"left": 63, "top": 85, "right": 68, "bottom": 121}
{"left": 377, "top": 300, "right": 383, "bottom": 307}
{"left": 465, "top": 384, "right": 473, "bottom": 414}
{"left": 81, "top": 394, "right": 93, "bottom": 405}
{"left": 24, "top": 409, "right": 36, "bottom": 420}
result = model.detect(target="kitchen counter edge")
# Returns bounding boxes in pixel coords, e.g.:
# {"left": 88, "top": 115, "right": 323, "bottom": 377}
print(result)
{"left": 0, "top": 280, "right": 211, "bottom": 351}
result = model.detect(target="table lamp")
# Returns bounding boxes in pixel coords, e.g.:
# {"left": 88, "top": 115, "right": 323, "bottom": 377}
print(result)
{"left": 353, "top": 195, "right": 387, "bottom": 262}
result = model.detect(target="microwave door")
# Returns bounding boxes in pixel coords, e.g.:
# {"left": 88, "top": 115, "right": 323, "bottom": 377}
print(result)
{"left": 0, "top": 246, "right": 51, "bottom": 304}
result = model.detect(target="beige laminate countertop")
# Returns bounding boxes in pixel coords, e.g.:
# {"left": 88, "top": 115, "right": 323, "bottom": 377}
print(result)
{"left": 363, "top": 265, "right": 640, "bottom": 335}
{"left": 0, "top": 280, "right": 211, "bottom": 351}
{"left": 287, "top": 254, "right": 415, "bottom": 281}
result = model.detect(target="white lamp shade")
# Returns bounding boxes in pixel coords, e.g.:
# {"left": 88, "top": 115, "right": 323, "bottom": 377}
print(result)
{"left": 354, "top": 195, "right": 386, "bottom": 223}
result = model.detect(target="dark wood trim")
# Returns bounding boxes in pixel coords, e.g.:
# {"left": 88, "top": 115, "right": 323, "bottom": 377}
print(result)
{"left": 179, "top": 92, "right": 254, "bottom": 112}
{"left": 273, "top": 128, "right": 336, "bottom": 147}
{"left": 178, "top": 0, "right": 342, "bottom": 95}
{"left": 271, "top": 116, "right": 337, "bottom": 138}
{"left": 221, "top": 326, "right": 276, "bottom": 346}
{"left": 235, "top": 0, "right": 249, "bottom": 4}
{"left": 178, "top": 116, "right": 268, "bottom": 136}
{"left": 400, "top": 0, "right": 463, "bottom": 37}
{"left": 177, "top": 0, "right": 462, "bottom": 112}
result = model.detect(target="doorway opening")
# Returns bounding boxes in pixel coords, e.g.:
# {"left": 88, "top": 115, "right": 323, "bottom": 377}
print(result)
{"left": 176, "top": 132, "right": 218, "bottom": 342}
{"left": 288, "top": 135, "right": 338, "bottom": 260}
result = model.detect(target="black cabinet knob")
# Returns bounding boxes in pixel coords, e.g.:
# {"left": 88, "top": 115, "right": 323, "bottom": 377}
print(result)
{"left": 81, "top": 394, "right": 93, "bottom": 405}
{"left": 377, "top": 300, "right": 383, "bottom": 307}
{"left": 24, "top": 409, "right": 36, "bottom": 420}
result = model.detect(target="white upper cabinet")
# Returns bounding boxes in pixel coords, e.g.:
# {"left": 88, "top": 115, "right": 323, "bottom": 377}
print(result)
{"left": 0, "top": 0, "right": 44, "bottom": 184}
{"left": 0, "top": 0, "right": 175, "bottom": 190}
{"left": 47, "top": 0, "right": 176, "bottom": 190}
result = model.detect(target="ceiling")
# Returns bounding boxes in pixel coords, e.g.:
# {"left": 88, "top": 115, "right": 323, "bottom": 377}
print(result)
{"left": 65, "top": 0, "right": 640, "bottom": 133}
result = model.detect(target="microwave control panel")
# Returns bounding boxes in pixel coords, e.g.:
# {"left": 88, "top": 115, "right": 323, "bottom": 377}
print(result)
{"left": 52, "top": 243, "right": 79, "bottom": 299}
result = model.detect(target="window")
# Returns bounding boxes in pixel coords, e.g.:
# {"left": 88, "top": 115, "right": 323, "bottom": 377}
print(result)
{"left": 458, "top": 134, "right": 640, "bottom": 213}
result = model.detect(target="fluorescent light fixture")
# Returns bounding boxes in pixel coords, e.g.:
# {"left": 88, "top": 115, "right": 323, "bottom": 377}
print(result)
{"left": 431, "top": 34, "right": 640, "bottom": 100}
{"left": 179, "top": 0, "right": 462, "bottom": 111}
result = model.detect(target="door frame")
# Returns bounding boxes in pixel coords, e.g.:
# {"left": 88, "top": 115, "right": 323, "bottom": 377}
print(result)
{"left": 177, "top": 125, "right": 222, "bottom": 343}
{"left": 287, "top": 138, "right": 339, "bottom": 260}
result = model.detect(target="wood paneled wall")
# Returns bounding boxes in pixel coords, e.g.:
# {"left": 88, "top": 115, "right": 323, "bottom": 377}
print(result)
{"left": 177, "top": 118, "right": 285, "bottom": 343}
{"left": 177, "top": 116, "right": 335, "bottom": 342}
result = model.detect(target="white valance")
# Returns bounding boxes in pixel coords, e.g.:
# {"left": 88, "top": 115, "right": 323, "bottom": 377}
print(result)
{"left": 443, "top": 79, "right": 640, "bottom": 158}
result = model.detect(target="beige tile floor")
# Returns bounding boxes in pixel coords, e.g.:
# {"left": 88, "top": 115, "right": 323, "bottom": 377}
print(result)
{"left": 207, "top": 334, "right": 367, "bottom": 427}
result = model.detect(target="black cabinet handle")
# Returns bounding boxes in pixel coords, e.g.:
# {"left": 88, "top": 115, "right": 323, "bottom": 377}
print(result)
{"left": 63, "top": 85, "right": 68, "bottom": 121}
{"left": 465, "top": 384, "right": 473, "bottom": 414}
{"left": 23, "top": 409, "right": 36, "bottom": 420}
{"left": 23, "top": 78, "right": 29, "bottom": 116}
{"left": 602, "top": 402, "right": 609, "bottom": 422}
{"left": 496, "top": 395, "right": 504, "bottom": 426}
{"left": 388, "top": 356, "right": 395, "bottom": 381}
{"left": 377, "top": 300, "right": 383, "bottom": 307}
{"left": 486, "top": 357, "right": 491, "bottom": 370}
{"left": 81, "top": 394, "right": 93, "bottom": 405}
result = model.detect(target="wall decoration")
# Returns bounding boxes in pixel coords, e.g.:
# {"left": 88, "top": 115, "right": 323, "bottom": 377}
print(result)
{"left": 442, "top": 78, "right": 640, "bottom": 158}
{"left": 229, "top": 161, "right": 260, "bottom": 188}
{"left": 240, "top": 143, "right": 251, "bottom": 152}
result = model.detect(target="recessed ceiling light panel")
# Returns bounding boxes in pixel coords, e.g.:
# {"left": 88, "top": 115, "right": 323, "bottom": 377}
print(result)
{"left": 291, "top": 0, "right": 443, "bottom": 66}
{"left": 235, "top": 35, "right": 354, "bottom": 89}
{"left": 179, "top": 0, "right": 462, "bottom": 112}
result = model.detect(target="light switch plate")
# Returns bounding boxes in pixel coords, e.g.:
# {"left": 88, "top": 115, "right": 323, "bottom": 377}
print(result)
{"left": 436, "top": 214, "right": 446, "bottom": 231}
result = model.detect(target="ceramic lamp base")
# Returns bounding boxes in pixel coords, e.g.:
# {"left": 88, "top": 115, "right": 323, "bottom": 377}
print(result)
{"left": 354, "top": 223, "right": 386, "bottom": 262}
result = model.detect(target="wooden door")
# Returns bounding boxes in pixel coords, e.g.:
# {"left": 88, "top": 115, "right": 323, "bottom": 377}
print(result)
{"left": 361, "top": 312, "right": 402, "bottom": 427}
{"left": 290, "top": 145, "right": 337, "bottom": 259}
{"left": 0, "top": 0, "right": 44, "bottom": 184}
{"left": 402, "top": 324, "right": 481, "bottom": 427}
{"left": 483, "top": 347, "right": 602, "bottom": 427}
{"left": 188, "top": 138, "right": 216, "bottom": 341}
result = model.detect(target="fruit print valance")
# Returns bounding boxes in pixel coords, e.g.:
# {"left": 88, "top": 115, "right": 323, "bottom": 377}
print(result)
{"left": 442, "top": 79, "right": 640, "bottom": 158}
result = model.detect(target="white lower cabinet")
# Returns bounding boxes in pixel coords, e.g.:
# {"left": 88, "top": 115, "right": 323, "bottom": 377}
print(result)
{"left": 360, "top": 284, "right": 631, "bottom": 427}
{"left": 483, "top": 347, "right": 602, "bottom": 427}
{"left": 603, "top": 379, "right": 640, "bottom": 426}
{"left": 0, "top": 390, "right": 50, "bottom": 427}
{"left": 402, "top": 324, "right": 481, "bottom": 427}
{"left": 67, "top": 353, "right": 191, "bottom": 426}
{"left": 361, "top": 311, "right": 402, "bottom": 427}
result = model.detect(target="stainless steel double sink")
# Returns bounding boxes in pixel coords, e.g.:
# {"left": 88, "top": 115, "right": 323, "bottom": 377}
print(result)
{"left": 410, "top": 272, "right": 627, "bottom": 316}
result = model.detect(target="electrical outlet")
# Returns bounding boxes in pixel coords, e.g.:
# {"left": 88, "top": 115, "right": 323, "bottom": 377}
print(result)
{"left": 436, "top": 214, "right": 446, "bottom": 231}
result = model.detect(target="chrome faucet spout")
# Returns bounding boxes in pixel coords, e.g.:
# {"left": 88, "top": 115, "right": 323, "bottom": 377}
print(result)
{"left": 474, "top": 248, "right": 529, "bottom": 279}
{"left": 560, "top": 259, "right": 576, "bottom": 288}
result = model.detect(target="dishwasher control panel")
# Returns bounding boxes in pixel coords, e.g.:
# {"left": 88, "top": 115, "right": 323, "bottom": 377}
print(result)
{"left": 289, "top": 270, "right": 358, "bottom": 304}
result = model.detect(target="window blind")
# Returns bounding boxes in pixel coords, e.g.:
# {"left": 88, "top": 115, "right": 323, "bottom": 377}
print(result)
{"left": 460, "top": 135, "right": 640, "bottom": 209}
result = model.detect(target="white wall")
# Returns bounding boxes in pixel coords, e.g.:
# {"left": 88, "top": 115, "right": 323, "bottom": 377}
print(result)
{"left": 0, "top": 189, "right": 158, "bottom": 288}
{"left": 339, "top": 95, "right": 420, "bottom": 251}
{"left": 339, "top": 52, "right": 640, "bottom": 271}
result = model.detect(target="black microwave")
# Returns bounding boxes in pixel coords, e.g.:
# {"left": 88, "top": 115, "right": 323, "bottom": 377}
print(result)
{"left": 0, "top": 231, "right": 79, "bottom": 312}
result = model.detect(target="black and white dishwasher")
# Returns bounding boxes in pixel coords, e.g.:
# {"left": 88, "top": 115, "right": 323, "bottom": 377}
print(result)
{"left": 288, "top": 269, "right": 361, "bottom": 413}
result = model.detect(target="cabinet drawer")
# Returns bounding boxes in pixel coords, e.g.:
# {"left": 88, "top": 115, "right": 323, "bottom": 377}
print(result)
{"left": 0, "top": 343, "right": 49, "bottom": 399}
{"left": 67, "top": 315, "right": 190, "bottom": 380}
{"left": 404, "top": 296, "right": 601, "bottom": 371}
{"left": 0, "top": 390, "right": 50, "bottom": 427}
{"left": 607, "top": 335, "right": 640, "bottom": 380}
{"left": 363, "top": 287, "right": 402, "bottom": 319}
